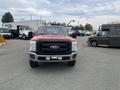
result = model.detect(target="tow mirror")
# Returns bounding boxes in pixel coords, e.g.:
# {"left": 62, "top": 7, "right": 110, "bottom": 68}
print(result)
{"left": 72, "top": 35, "right": 77, "bottom": 38}
{"left": 33, "top": 31, "right": 37, "bottom": 36}
{"left": 70, "top": 33, "right": 77, "bottom": 38}
{"left": 97, "top": 33, "right": 100, "bottom": 36}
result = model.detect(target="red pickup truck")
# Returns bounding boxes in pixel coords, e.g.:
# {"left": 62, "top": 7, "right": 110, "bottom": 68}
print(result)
{"left": 28, "top": 26, "right": 77, "bottom": 68}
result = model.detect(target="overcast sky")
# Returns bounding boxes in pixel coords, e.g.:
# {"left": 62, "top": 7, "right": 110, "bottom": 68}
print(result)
{"left": 0, "top": 0, "right": 120, "bottom": 29}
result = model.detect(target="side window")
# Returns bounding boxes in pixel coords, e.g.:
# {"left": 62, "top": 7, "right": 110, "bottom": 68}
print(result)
{"left": 99, "top": 29, "right": 110, "bottom": 37}
{"left": 19, "top": 27, "right": 24, "bottom": 31}
{"left": 115, "top": 26, "right": 120, "bottom": 35}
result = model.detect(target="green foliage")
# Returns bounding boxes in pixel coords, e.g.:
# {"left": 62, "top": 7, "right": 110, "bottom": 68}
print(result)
{"left": 72, "top": 24, "right": 84, "bottom": 31}
{"left": 79, "top": 24, "right": 84, "bottom": 30}
{"left": 1, "top": 12, "right": 14, "bottom": 23}
{"left": 50, "top": 22, "right": 66, "bottom": 26}
{"left": 85, "top": 23, "right": 93, "bottom": 31}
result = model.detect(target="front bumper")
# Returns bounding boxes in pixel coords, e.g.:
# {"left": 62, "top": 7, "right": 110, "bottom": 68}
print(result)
{"left": 28, "top": 52, "right": 77, "bottom": 62}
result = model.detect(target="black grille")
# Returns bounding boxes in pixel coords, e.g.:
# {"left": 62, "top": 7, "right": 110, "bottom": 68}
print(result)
{"left": 28, "top": 32, "right": 33, "bottom": 38}
{"left": 36, "top": 40, "right": 72, "bottom": 55}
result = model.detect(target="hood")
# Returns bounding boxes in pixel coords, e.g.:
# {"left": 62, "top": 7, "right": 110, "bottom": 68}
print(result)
{"left": 88, "top": 35, "right": 97, "bottom": 39}
{"left": 31, "top": 35, "right": 76, "bottom": 42}
{"left": 23, "top": 30, "right": 32, "bottom": 33}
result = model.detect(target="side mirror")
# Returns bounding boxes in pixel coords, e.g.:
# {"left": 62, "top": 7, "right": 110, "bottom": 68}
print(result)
{"left": 70, "top": 33, "right": 77, "bottom": 38}
{"left": 97, "top": 33, "right": 100, "bottom": 36}
{"left": 33, "top": 31, "right": 37, "bottom": 36}
{"left": 72, "top": 35, "right": 77, "bottom": 38}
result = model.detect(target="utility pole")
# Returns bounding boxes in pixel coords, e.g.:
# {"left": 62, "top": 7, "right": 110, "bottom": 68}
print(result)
{"left": 40, "top": 16, "right": 42, "bottom": 20}
{"left": 30, "top": 14, "right": 32, "bottom": 20}
{"left": 78, "top": 17, "right": 82, "bottom": 25}
{"left": 78, "top": 20, "right": 79, "bottom": 26}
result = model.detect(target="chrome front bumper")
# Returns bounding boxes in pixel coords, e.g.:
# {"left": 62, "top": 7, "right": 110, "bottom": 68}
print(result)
{"left": 28, "top": 52, "right": 77, "bottom": 62}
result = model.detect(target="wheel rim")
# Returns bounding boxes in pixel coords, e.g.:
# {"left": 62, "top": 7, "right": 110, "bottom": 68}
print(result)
{"left": 92, "top": 42, "right": 97, "bottom": 47}
{"left": 23, "top": 35, "right": 25, "bottom": 39}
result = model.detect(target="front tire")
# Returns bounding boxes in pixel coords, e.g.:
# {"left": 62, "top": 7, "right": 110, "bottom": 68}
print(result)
{"left": 91, "top": 41, "right": 97, "bottom": 47}
{"left": 68, "top": 60, "right": 76, "bottom": 67}
{"left": 22, "top": 34, "right": 27, "bottom": 40}
{"left": 29, "top": 60, "right": 38, "bottom": 68}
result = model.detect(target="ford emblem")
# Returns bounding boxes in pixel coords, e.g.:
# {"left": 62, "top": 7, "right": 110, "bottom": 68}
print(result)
{"left": 50, "top": 45, "right": 60, "bottom": 49}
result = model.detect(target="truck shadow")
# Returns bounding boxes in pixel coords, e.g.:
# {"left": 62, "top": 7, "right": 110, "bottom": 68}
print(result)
{"left": 39, "top": 62, "right": 68, "bottom": 67}
{"left": 108, "top": 47, "right": 120, "bottom": 49}
{"left": 29, "top": 62, "right": 76, "bottom": 74}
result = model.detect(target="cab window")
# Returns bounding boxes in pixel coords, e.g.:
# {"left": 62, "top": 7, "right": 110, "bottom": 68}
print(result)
{"left": 99, "top": 29, "right": 110, "bottom": 37}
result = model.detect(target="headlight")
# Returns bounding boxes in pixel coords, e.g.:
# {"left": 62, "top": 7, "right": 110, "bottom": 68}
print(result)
{"left": 72, "top": 42, "right": 77, "bottom": 52}
{"left": 29, "top": 41, "right": 36, "bottom": 51}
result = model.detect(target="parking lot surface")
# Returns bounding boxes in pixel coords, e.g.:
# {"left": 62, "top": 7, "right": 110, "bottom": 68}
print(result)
{"left": 0, "top": 37, "right": 120, "bottom": 90}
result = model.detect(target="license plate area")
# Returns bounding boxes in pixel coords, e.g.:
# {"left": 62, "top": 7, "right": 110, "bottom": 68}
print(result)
{"left": 51, "top": 56, "right": 58, "bottom": 60}
{"left": 46, "top": 56, "right": 62, "bottom": 60}
{"left": 38, "top": 56, "right": 64, "bottom": 60}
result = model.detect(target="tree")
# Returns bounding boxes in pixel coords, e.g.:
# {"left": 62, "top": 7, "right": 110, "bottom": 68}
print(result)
{"left": 1, "top": 12, "right": 14, "bottom": 23}
{"left": 79, "top": 24, "right": 84, "bottom": 30}
{"left": 50, "top": 22, "right": 66, "bottom": 26}
{"left": 71, "top": 24, "right": 84, "bottom": 31}
{"left": 84, "top": 23, "right": 93, "bottom": 31}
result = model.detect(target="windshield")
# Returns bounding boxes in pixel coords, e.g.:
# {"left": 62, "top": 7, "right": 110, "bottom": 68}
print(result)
{"left": 19, "top": 26, "right": 32, "bottom": 30}
{"left": 37, "top": 26, "right": 68, "bottom": 35}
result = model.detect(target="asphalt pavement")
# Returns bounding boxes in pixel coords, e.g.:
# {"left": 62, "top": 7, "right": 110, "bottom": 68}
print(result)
{"left": 0, "top": 37, "right": 120, "bottom": 90}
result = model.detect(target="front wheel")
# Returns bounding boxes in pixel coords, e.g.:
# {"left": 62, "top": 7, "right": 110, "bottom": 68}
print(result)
{"left": 29, "top": 60, "right": 38, "bottom": 68}
{"left": 22, "top": 34, "right": 27, "bottom": 40}
{"left": 91, "top": 41, "right": 97, "bottom": 47}
{"left": 68, "top": 60, "right": 76, "bottom": 67}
